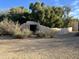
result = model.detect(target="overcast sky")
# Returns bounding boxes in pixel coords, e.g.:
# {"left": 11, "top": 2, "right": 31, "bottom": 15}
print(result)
{"left": 0, "top": 0, "right": 79, "bottom": 19}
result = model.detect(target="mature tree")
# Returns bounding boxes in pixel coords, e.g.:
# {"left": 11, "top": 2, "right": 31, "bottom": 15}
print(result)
{"left": 63, "top": 6, "right": 71, "bottom": 19}
{"left": 8, "top": 6, "right": 30, "bottom": 24}
{"left": 0, "top": 2, "right": 77, "bottom": 29}
{"left": 29, "top": 2, "right": 64, "bottom": 27}
{"left": 63, "top": 6, "right": 71, "bottom": 27}
{"left": 0, "top": 11, "right": 9, "bottom": 21}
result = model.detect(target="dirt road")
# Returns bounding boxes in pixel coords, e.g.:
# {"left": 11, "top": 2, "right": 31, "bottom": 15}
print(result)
{"left": 0, "top": 37, "right": 79, "bottom": 59}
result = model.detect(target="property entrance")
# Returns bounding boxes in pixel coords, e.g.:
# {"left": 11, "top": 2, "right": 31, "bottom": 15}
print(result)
{"left": 30, "top": 25, "right": 37, "bottom": 32}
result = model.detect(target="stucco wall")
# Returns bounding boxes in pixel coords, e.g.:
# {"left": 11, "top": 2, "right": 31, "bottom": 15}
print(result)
{"left": 51, "top": 27, "right": 72, "bottom": 35}
{"left": 37, "top": 25, "right": 72, "bottom": 35}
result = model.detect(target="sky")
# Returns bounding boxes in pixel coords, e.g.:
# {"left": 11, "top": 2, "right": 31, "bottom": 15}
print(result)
{"left": 0, "top": 0, "right": 79, "bottom": 19}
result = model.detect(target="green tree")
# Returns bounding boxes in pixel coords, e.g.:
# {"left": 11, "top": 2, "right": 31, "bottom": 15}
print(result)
{"left": 29, "top": 2, "right": 64, "bottom": 28}
{"left": 63, "top": 6, "right": 71, "bottom": 19}
{"left": 8, "top": 6, "right": 30, "bottom": 24}
{"left": 63, "top": 6, "right": 71, "bottom": 27}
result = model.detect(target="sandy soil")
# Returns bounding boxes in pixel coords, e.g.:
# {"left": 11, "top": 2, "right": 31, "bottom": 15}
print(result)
{"left": 0, "top": 37, "right": 79, "bottom": 59}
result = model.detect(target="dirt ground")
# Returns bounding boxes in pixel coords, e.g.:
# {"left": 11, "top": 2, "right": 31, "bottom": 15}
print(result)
{"left": 0, "top": 37, "right": 79, "bottom": 59}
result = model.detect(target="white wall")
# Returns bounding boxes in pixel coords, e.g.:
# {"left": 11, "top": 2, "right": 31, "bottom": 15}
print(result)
{"left": 51, "top": 27, "right": 72, "bottom": 35}
{"left": 37, "top": 25, "right": 72, "bottom": 35}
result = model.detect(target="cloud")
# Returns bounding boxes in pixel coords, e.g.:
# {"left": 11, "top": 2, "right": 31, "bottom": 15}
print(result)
{"left": 75, "top": 9, "right": 79, "bottom": 12}
{"left": 51, "top": 0, "right": 79, "bottom": 19}
{"left": 54, "top": 0, "right": 63, "bottom": 6}
{"left": 71, "top": 0, "right": 79, "bottom": 6}
{"left": 69, "top": 8, "right": 79, "bottom": 19}
{"left": 73, "top": 6, "right": 79, "bottom": 9}
{"left": 68, "top": 0, "right": 79, "bottom": 18}
{"left": 70, "top": 0, "right": 79, "bottom": 10}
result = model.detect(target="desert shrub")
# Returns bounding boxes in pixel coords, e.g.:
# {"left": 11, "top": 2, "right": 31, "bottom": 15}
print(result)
{"left": 0, "top": 19, "right": 32, "bottom": 38}
{"left": 0, "top": 19, "right": 15, "bottom": 35}
{"left": 35, "top": 29, "right": 56, "bottom": 38}
{"left": 13, "top": 26, "right": 32, "bottom": 39}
